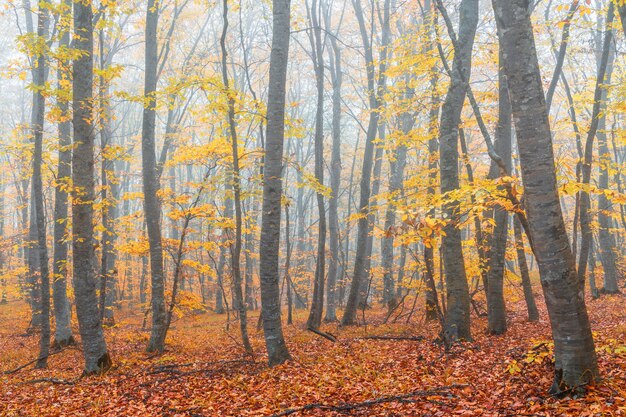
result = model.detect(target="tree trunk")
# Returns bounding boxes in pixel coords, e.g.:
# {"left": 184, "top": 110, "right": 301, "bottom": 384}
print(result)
{"left": 324, "top": 15, "right": 342, "bottom": 322}
{"left": 513, "top": 217, "right": 539, "bottom": 322}
{"left": 306, "top": 0, "right": 327, "bottom": 330}
{"left": 486, "top": 47, "right": 512, "bottom": 335}
{"left": 342, "top": 0, "right": 390, "bottom": 325}
{"left": 493, "top": 0, "right": 598, "bottom": 392}
{"left": 99, "top": 30, "right": 118, "bottom": 325}
{"left": 142, "top": 0, "right": 167, "bottom": 353}
{"left": 380, "top": 140, "right": 407, "bottom": 308}
{"left": 259, "top": 0, "right": 292, "bottom": 367}
{"left": 51, "top": 0, "right": 74, "bottom": 348}
{"left": 220, "top": 0, "right": 253, "bottom": 354}
{"left": 437, "top": 0, "right": 478, "bottom": 341}
{"left": 594, "top": 19, "right": 619, "bottom": 294}
{"left": 72, "top": 0, "right": 111, "bottom": 374}
{"left": 32, "top": 3, "right": 50, "bottom": 368}
{"left": 576, "top": 2, "right": 614, "bottom": 289}
{"left": 424, "top": 0, "right": 439, "bottom": 321}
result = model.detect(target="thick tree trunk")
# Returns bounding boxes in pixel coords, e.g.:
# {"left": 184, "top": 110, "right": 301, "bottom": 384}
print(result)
{"left": 493, "top": 0, "right": 598, "bottom": 392}
{"left": 259, "top": 0, "right": 292, "bottom": 367}
{"left": 72, "top": 0, "right": 111, "bottom": 374}
{"left": 142, "top": 0, "right": 167, "bottom": 353}
{"left": 437, "top": 0, "right": 478, "bottom": 341}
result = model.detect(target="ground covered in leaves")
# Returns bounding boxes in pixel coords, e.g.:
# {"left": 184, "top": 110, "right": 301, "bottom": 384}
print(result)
{"left": 1, "top": 294, "right": 625, "bottom": 416}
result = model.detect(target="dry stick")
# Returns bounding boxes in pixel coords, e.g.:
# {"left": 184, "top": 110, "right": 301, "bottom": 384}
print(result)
{"left": 434, "top": 0, "right": 535, "bottom": 254}
{"left": 266, "top": 385, "right": 465, "bottom": 417}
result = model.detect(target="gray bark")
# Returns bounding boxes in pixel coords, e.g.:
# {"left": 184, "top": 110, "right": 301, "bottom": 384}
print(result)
{"left": 513, "top": 217, "right": 539, "bottom": 322}
{"left": 259, "top": 0, "right": 292, "bottom": 367}
{"left": 32, "top": 4, "right": 50, "bottom": 368}
{"left": 595, "top": 22, "right": 619, "bottom": 294}
{"left": 306, "top": 0, "right": 327, "bottom": 331}
{"left": 342, "top": 0, "right": 390, "bottom": 325}
{"left": 380, "top": 132, "right": 408, "bottom": 307}
{"left": 72, "top": 0, "right": 111, "bottom": 374}
{"left": 486, "top": 47, "right": 512, "bottom": 335}
{"left": 142, "top": 0, "right": 167, "bottom": 353}
{"left": 437, "top": 0, "right": 478, "bottom": 341}
{"left": 52, "top": 0, "right": 74, "bottom": 348}
{"left": 577, "top": 2, "right": 614, "bottom": 289}
{"left": 492, "top": 0, "right": 598, "bottom": 392}
{"left": 220, "top": 0, "right": 253, "bottom": 353}
{"left": 324, "top": 11, "right": 342, "bottom": 322}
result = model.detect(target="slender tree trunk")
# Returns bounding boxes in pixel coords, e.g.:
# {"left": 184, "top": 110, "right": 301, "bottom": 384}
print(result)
{"left": 594, "top": 22, "right": 619, "bottom": 294}
{"left": 513, "top": 217, "right": 539, "bottom": 322}
{"left": 577, "top": 3, "right": 614, "bottom": 289}
{"left": 486, "top": 47, "right": 512, "bottom": 335}
{"left": 545, "top": 0, "right": 578, "bottom": 112}
{"left": 437, "top": 0, "right": 478, "bottom": 341}
{"left": 306, "top": 0, "right": 327, "bottom": 330}
{"left": 142, "top": 0, "right": 167, "bottom": 353}
{"left": 493, "top": 0, "right": 598, "bottom": 392}
{"left": 284, "top": 202, "right": 293, "bottom": 325}
{"left": 72, "top": 0, "right": 112, "bottom": 374}
{"left": 51, "top": 0, "right": 74, "bottom": 349}
{"left": 220, "top": 0, "right": 253, "bottom": 354}
{"left": 324, "top": 17, "right": 342, "bottom": 322}
{"left": 259, "top": 0, "right": 292, "bottom": 367}
{"left": 342, "top": 0, "right": 390, "bottom": 325}
{"left": 32, "top": 3, "right": 50, "bottom": 368}
{"left": 381, "top": 115, "right": 409, "bottom": 308}
{"left": 424, "top": 0, "right": 439, "bottom": 321}
{"left": 588, "top": 239, "right": 600, "bottom": 299}
{"left": 23, "top": 0, "right": 42, "bottom": 335}
{"left": 99, "top": 31, "right": 117, "bottom": 325}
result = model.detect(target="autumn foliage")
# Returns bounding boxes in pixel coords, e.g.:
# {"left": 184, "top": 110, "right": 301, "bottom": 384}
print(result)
{"left": 1, "top": 292, "right": 625, "bottom": 416}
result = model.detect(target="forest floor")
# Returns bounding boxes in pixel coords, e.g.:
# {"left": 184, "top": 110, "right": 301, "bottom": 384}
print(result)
{"left": 0, "top": 293, "right": 625, "bottom": 416}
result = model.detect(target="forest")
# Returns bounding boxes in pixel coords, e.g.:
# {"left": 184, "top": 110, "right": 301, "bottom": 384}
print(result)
{"left": 0, "top": 0, "right": 625, "bottom": 415}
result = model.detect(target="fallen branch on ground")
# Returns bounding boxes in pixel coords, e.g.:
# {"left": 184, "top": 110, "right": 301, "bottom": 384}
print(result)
{"left": 24, "top": 377, "right": 75, "bottom": 385}
{"left": 357, "top": 335, "right": 425, "bottom": 342}
{"left": 306, "top": 327, "right": 337, "bottom": 342}
{"left": 4, "top": 346, "right": 80, "bottom": 375}
{"left": 265, "top": 385, "right": 466, "bottom": 417}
